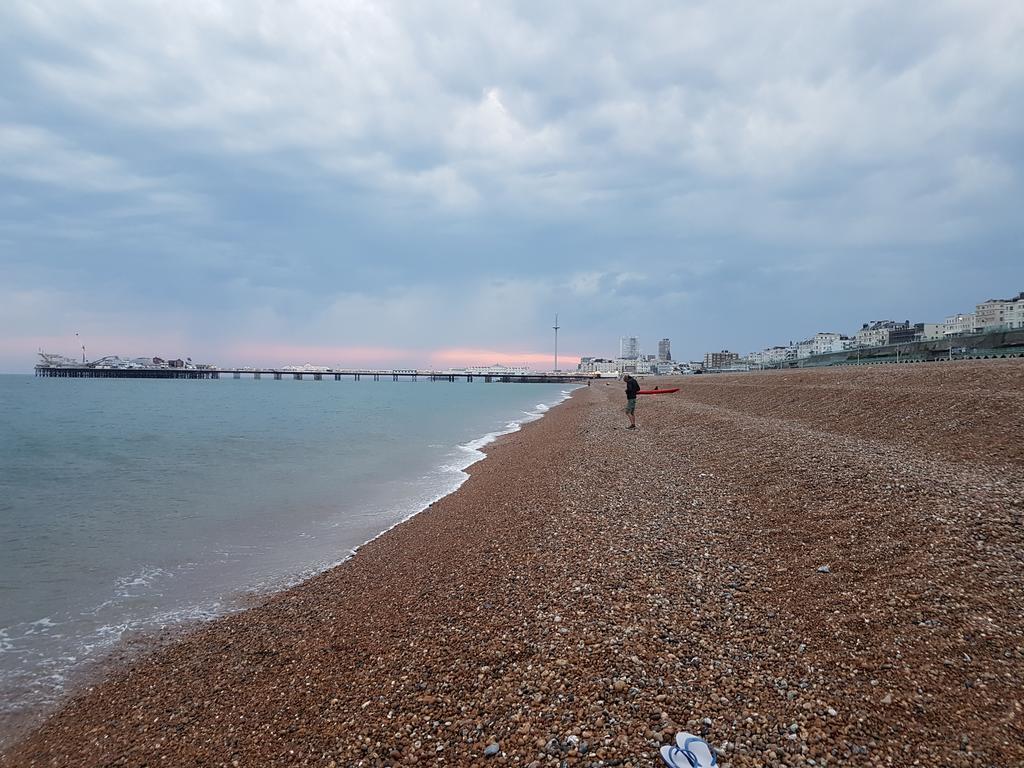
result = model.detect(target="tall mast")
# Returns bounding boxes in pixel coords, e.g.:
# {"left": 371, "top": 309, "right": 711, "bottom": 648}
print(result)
{"left": 552, "top": 313, "right": 560, "bottom": 372}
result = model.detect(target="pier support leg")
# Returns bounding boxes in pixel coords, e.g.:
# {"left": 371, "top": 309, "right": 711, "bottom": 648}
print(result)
{"left": 254, "top": 372, "right": 261, "bottom": 380}
{"left": 274, "top": 372, "right": 282, "bottom": 380}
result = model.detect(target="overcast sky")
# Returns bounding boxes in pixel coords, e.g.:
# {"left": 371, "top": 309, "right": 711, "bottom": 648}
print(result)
{"left": 2, "top": 0, "right": 1022, "bottom": 371}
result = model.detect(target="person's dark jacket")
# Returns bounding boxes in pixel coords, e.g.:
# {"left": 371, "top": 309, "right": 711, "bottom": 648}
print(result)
{"left": 625, "top": 378, "right": 641, "bottom": 400}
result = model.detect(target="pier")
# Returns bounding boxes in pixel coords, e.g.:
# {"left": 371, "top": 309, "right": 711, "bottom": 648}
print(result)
{"left": 34, "top": 366, "right": 593, "bottom": 384}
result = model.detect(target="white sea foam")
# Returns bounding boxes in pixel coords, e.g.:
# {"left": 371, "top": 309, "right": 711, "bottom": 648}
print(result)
{"left": 114, "top": 567, "right": 171, "bottom": 598}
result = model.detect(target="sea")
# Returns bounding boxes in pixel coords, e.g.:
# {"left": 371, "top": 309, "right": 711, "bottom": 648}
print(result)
{"left": 0, "top": 374, "right": 573, "bottom": 742}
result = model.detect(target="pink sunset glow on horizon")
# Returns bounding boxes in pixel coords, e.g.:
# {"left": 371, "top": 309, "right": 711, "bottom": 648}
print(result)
{"left": 225, "top": 343, "right": 579, "bottom": 370}
{"left": 427, "top": 348, "right": 581, "bottom": 369}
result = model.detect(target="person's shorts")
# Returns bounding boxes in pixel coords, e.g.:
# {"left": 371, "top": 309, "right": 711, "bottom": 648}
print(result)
{"left": 625, "top": 398, "right": 636, "bottom": 413}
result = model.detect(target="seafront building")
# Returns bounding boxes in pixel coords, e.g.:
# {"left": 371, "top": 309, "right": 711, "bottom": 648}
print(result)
{"left": 577, "top": 357, "right": 619, "bottom": 374}
{"left": 619, "top": 336, "right": 639, "bottom": 360}
{"left": 703, "top": 350, "right": 740, "bottom": 369}
{"left": 728, "top": 288, "right": 1023, "bottom": 370}
{"left": 855, "top": 321, "right": 910, "bottom": 348}
{"left": 577, "top": 335, "right": 679, "bottom": 375}
{"left": 975, "top": 292, "right": 1024, "bottom": 330}
{"left": 943, "top": 313, "right": 978, "bottom": 336}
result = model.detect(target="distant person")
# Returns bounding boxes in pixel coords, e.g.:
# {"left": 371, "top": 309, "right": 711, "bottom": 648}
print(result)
{"left": 623, "top": 374, "right": 640, "bottom": 429}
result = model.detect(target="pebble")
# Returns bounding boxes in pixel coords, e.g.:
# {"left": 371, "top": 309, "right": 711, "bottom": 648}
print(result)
{"left": 6, "top": 363, "right": 1023, "bottom": 768}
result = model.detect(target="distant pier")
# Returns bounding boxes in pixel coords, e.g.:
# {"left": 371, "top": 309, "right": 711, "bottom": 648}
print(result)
{"left": 34, "top": 367, "right": 593, "bottom": 384}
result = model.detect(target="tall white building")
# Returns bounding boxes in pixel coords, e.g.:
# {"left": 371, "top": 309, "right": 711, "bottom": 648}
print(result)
{"left": 619, "top": 336, "right": 639, "bottom": 360}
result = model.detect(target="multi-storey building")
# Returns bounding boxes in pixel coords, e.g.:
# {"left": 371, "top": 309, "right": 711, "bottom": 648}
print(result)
{"left": 1008, "top": 299, "right": 1024, "bottom": 329}
{"left": 576, "top": 358, "right": 619, "bottom": 374}
{"left": 976, "top": 292, "right": 1024, "bottom": 330}
{"left": 703, "top": 350, "right": 739, "bottom": 369}
{"left": 855, "top": 320, "right": 910, "bottom": 348}
{"left": 761, "top": 346, "right": 791, "bottom": 365}
{"left": 657, "top": 338, "right": 672, "bottom": 361}
{"left": 916, "top": 323, "right": 944, "bottom": 341}
{"left": 812, "top": 332, "right": 843, "bottom": 355}
{"left": 942, "top": 313, "right": 977, "bottom": 336}
{"left": 619, "top": 336, "right": 639, "bottom": 360}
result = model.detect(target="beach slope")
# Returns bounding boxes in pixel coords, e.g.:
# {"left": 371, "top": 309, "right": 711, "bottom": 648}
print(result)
{"left": 5, "top": 361, "right": 1023, "bottom": 767}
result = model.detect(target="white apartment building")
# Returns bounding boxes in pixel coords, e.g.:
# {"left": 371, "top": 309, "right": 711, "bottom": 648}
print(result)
{"left": 1009, "top": 300, "right": 1024, "bottom": 329}
{"left": 619, "top": 336, "right": 639, "bottom": 360}
{"left": 976, "top": 292, "right": 1024, "bottom": 330}
{"left": 812, "top": 332, "right": 843, "bottom": 355}
{"left": 761, "top": 346, "right": 790, "bottom": 365}
{"left": 918, "top": 323, "right": 944, "bottom": 341}
{"left": 942, "top": 313, "right": 977, "bottom": 336}
{"left": 856, "top": 327, "right": 889, "bottom": 347}
{"left": 855, "top": 320, "right": 910, "bottom": 348}
{"left": 796, "top": 339, "right": 816, "bottom": 359}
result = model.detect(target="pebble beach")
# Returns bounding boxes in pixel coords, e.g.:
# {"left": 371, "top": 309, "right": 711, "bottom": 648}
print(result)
{"left": 4, "top": 360, "right": 1023, "bottom": 767}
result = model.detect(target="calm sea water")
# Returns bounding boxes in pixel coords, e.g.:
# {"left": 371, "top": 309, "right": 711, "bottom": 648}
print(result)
{"left": 0, "top": 374, "right": 572, "bottom": 737}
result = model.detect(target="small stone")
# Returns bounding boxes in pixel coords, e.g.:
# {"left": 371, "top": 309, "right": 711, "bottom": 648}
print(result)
{"left": 484, "top": 742, "right": 500, "bottom": 757}
{"left": 827, "top": 707, "right": 838, "bottom": 717}
{"left": 816, "top": 565, "right": 831, "bottom": 574}
{"left": 880, "top": 693, "right": 893, "bottom": 705}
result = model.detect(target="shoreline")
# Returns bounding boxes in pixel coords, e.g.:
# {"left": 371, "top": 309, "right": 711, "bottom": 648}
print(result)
{"left": 5, "top": 362, "right": 1023, "bottom": 767}
{"left": 0, "top": 384, "right": 578, "bottom": 753}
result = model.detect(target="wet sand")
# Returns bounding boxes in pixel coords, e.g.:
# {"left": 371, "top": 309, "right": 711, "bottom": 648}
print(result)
{"left": 4, "top": 361, "right": 1023, "bottom": 767}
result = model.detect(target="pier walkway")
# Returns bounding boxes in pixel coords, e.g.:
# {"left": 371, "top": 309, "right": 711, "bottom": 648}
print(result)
{"left": 33, "top": 367, "right": 593, "bottom": 384}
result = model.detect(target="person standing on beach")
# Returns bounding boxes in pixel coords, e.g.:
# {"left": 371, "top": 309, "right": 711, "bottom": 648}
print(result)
{"left": 624, "top": 374, "right": 640, "bottom": 429}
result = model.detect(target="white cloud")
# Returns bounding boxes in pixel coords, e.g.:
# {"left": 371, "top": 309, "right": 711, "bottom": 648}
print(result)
{"left": 3, "top": 0, "right": 1020, "bottom": 231}
{"left": 0, "top": 123, "right": 152, "bottom": 192}
{"left": 0, "top": 122, "right": 205, "bottom": 219}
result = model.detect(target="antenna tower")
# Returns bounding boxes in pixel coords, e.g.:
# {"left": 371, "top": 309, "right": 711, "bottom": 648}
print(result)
{"left": 552, "top": 313, "right": 561, "bottom": 372}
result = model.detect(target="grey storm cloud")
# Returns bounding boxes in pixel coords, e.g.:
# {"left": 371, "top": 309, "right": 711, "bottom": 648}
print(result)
{"left": 0, "top": 0, "right": 1022, "bottom": 369}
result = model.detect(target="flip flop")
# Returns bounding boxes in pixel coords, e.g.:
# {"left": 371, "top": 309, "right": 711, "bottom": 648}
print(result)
{"left": 659, "top": 744, "right": 698, "bottom": 768}
{"left": 674, "top": 732, "right": 717, "bottom": 767}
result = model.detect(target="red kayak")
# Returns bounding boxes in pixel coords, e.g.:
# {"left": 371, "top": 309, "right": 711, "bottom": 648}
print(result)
{"left": 638, "top": 388, "right": 679, "bottom": 395}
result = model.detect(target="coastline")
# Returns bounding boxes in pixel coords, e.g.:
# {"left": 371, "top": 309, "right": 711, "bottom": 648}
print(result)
{"left": 5, "top": 362, "right": 1023, "bottom": 767}
{"left": 0, "top": 383, "right": 577, "bottom": 751}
